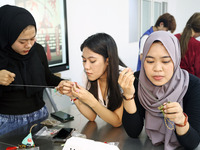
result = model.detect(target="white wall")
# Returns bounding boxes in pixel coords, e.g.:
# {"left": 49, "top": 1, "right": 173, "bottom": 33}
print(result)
{"left": 168, "top": 0, "right": 200, "bottom": 34}
{"left": 62, "top": 0, "right": 138, "bottom": 84}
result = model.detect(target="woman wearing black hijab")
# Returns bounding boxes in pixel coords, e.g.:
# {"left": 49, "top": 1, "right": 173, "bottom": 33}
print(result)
{"left": 0, "top": 5, "right": 64, "bottom": 135}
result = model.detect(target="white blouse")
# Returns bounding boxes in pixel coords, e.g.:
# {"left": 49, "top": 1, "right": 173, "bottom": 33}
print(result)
{"left": 82, "top": 72, "right": 108, "bottom": 108}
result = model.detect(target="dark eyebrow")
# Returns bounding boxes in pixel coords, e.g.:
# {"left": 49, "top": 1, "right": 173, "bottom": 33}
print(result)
{"left": 81, "top": 55, "right": 96, "bottom": 59}
{"left": 19, "top": 35, "right": 36, "bottom": 41}
{"left": 145, "top": 55, "right": 171, "bottom": 59}
{"left": 162, "top": 56, "right": 171, "bottom": 58}
{"left": 146, "top": 56, "right": 154, "bottom": 58}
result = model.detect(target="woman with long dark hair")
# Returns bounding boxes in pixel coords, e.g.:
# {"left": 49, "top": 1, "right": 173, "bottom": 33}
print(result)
{"left": 61, "top": 33, "right": 134, "bottom": 127}
{"left": 175, "top": 12, "right": 200, "bottom": 78}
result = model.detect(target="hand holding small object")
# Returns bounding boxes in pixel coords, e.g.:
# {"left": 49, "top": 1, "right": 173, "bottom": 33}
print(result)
{"left": 118, "top": 68, "right": 135, "bottom": 99}
{"left": 158, "top": 102, "right": 188, "bottom": 129}
{"left": 162, "top": 102, "right": 187, "bottom": 126}
{"left": 158, "top": 102, "right": 174, "bottom": 130}
{"left": 56, "top": 80, "right": 73, "bottom": 96}
{"left": 0, "top": 69, "right": 15, "bottom": 86}
{"left": 71, "top": 82, "right": 96, "bottom": 106}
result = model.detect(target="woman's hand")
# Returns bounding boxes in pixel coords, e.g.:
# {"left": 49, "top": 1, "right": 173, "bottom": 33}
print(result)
{"left": 164, "top": 102, "right": 189, "bottom": 135}
{"left": 163, "top": 102, "right": 186, "bottom": 125}
{"left": 71, "top": 83, "right": 97, "bottom": 107}
{"left": 119, "top": 68, "right": 137, "bottom": 114}
{"left": 56, "top": 80, "right": 74, "bottom": 97}
{"left": 118, "top": 68, "right": 135, "bottom": 98}
{"left": 58, "top": 81, "right": 97, "bottom": 121}
{"left": 0, "top": 69, "right": 15, "bottom": 86}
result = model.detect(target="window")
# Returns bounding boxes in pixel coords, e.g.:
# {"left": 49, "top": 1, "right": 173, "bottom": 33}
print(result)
{"left": 129, "top": 0, "right": 140, "bottom": 43}
{"left": 141, "top": 0, "right": 168, "bottom": 35}
{"left": 129, "top": 0, "right": 168, "bottom": 42}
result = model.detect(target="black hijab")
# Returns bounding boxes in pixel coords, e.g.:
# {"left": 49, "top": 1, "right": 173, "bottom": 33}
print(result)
{"left": 0, "top": 5, "right": 46, "bottom": 97}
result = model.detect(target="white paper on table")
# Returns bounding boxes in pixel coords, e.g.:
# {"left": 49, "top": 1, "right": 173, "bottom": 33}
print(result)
{"left": 62, "top": 137, "right": 120, "bottom": 150}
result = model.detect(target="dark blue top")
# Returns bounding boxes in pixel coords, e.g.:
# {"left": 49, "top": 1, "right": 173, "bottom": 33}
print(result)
{"left": 136, "top": 26, "right": 154, "bottom": 71}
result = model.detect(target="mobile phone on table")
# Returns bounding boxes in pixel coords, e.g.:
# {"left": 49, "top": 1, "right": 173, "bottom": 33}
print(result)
{"left": 50, "top": 111, "right": 74, "bottom": 123}
{"left": 52, "top": 128, "right": 74, "bottom": 142}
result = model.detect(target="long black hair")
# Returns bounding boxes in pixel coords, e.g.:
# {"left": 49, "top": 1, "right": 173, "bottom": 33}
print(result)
{"left": 80, "top": 33, "right": 126, "bottom": 111}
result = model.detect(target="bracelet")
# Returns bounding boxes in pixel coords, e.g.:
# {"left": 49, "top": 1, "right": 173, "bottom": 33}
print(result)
{"left": 122, "top": 93, "right": 134, "bottom": 101}
{"left": 71, "top": 97, "right": 78, "bottom": 102}
{"left": 175, "top": 112, "right": 188, "bottom": 127}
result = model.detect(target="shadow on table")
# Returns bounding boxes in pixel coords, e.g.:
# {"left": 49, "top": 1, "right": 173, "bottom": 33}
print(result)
{"left": 81, "top": 121, "right": 140, "bottom": 149}
{"left": 80, "top": 121, "right": 186, "bottom": 150}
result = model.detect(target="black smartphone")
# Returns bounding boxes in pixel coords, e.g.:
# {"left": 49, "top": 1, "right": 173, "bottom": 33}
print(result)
{"left": 52, "top": 128, "right": 74, "bottom": 142}
{"left": 50, "top": 111, "right": 74, "bottom": 123}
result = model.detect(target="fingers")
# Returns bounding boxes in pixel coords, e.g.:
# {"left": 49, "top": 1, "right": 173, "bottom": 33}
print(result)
{"left": 118, "top": 68, "right": 135, "bottom": 97}
{"left": 119, "top": 68, "right": 135, "bottom": 89}
{"left": 0, "top": 70, "right": 15, "bottom": 86}
{"left": 56, "top": 80, "right": 74, "bottom": 95}
{"left": 119, "top": 68, "right": 134, "bottom": 84}
{"left": 71, "top": 82, "right": 81, "bottom": 95}
{"left": 9, "top": 72, "right": 16, "bottom": 78}
{"left": 57, "top": 80, "right": 82, "bottom": 98}
{"left": 163, "top": 102, "right": 182, "bottom": 114}
{"left": 119, "top": 68, "right": 130, "bottom": 81}
{"left": 161, "top": 102, "right": 183, "bottom": 123}
{"left": 71, "top": 83, "right": 95, "bottom": 105}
